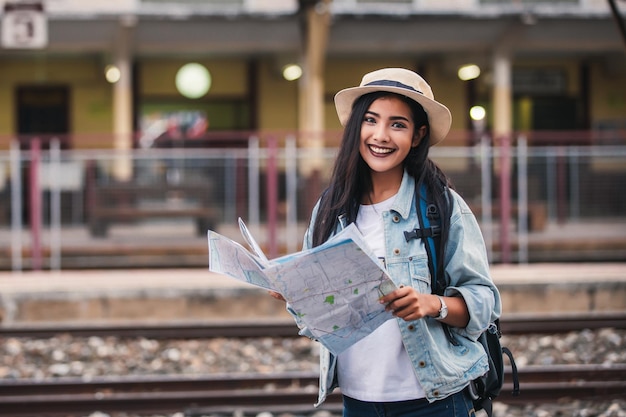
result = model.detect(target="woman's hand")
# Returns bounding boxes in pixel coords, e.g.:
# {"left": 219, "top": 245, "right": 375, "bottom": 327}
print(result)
{"left": 268, "top": 291, "right": 286, "bottom": 302}
{"left": 380, "top": 286, "right": 470, "bottom": 327}
{"left": 379, "top": 285, "right": 436, "bottom": 321}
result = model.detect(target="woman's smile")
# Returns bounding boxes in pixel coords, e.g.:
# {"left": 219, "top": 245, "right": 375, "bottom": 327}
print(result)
{"left": 368, "top": 144, "right": 396, "bottom": 155}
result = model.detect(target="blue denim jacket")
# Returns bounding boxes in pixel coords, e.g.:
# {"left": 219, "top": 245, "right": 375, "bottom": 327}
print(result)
{"left": 290, "top": 170, "right": 501, "bottom": 406}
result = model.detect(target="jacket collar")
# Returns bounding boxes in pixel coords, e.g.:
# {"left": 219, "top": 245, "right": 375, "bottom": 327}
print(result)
{"left": 336, "top": 170, "right": 415, "bottom": 229}
{"left": 389, "top": 170, "right": 415, "bottom": 220}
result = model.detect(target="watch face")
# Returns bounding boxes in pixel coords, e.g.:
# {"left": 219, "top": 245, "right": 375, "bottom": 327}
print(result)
{"left": 438, "top": 296, "right": 448, "bottom": 319}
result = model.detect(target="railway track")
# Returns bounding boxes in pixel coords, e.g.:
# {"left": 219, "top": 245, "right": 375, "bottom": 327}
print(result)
{"left": 1, "top": 313, "right": 624, "bottom": 416}
{"left": 0, "top": 365, "right": 625, "bottom": 416}
{"left": 1, "top": 311, "right": 625, "bottom": 339}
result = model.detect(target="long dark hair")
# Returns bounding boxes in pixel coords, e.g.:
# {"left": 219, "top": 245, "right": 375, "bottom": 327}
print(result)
{"left": 312, "top": 91, "right": 453, "bottom": 259}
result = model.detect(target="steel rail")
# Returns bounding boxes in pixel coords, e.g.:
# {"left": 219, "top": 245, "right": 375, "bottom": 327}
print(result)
{"left": 0, "top": 372, "right": 320, "bottom": 396}
{"left": 1, "top": 365, "right": 625, "bottom": 416}
{"left": 499, "top": 311, "right": 626, "bottom": 335}
{"left": 1, "top": 312, "right": 625, "bottom": 339}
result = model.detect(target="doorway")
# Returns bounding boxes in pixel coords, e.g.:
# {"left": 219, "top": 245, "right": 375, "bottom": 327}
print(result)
{"left": 16, "top": 85, "right": 73, "bottom": 224}
{"left": 16, "top": 85, "right": 70, "bottom": 149}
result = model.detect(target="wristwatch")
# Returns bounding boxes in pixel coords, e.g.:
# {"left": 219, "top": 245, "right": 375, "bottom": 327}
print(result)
{"left": 435, "top": 295, "right": 448, "bottom": 320}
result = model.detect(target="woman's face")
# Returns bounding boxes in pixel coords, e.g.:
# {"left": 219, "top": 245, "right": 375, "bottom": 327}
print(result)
{"left": 359, "top": 95, "right": 426, "bottom": 177}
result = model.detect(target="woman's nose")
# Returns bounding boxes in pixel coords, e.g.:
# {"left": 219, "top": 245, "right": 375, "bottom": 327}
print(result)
{"left": 372, "top": 124, "right": 390, "bottom": 142}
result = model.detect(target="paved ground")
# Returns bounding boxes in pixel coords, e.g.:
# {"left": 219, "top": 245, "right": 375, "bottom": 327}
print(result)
{"left": 1, "top": 263, "right": 624, "bottom": 293}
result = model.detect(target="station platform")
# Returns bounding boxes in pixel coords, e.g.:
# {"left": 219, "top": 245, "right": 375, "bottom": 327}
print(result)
{"left": 0, "top": 263, "right": 624, "bottom": 326}
{"left": 2, "top": 219, "right": 626, "bottom": 271}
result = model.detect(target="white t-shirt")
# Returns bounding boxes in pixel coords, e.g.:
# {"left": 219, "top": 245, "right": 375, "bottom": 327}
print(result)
{"left": 337, "top": 195, "right": 426, "bottom": 402}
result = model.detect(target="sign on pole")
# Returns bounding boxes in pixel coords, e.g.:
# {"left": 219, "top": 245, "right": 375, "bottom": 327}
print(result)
{"left": 2, "top": 1, "right": 47, "bottom": 49}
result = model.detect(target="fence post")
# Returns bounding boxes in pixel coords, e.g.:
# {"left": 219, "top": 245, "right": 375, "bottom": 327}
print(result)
{"left": 29, "top": 138, "right": 42, "bottom": 271}
{"left": 49, "top": 138, "right": 62, "bottom": 271}
{"left": 480, "top": 134, "right": 493, "bottom": 261}
{"left": 266, "top": 136, "right": 278, "bottom": 259}
{"left": 557, "top": 146, "right": 567, "bottom": 224}
{"left": 499, "top": 134, "right": 512, "bottom": 264}
{"left": 546, "top": 149, "right": 557, "bottom": 222}
{"left": 517, "top": 135, "right": 528, "bottom": 264}
{"left": 285, "top": 135, "right": 298, "bottom": 254}
{"left": 569, "top": 148, "right": 580, "bottom": 220}
{"left": 224, "top": 151, "right": 236, "bottom": 224}
{"left": 248, "top": 136, "right": 260, "bottom": 229}
{"left": 10, "top": 140, "right": 23, "bottom": 272}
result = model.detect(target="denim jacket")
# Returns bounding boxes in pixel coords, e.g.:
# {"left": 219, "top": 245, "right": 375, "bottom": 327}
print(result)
{"left": 290, "top": 170, "right": 501, "bottom": 406}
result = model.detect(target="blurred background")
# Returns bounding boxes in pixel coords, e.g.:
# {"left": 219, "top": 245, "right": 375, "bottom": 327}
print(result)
{"left": 0, "top": 0, "right": 625, "bottom": 270}
{"left": 1, "top": 3, "right": 625, "bottom": 417}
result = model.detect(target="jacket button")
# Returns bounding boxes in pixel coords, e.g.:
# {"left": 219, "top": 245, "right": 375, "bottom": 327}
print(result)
{"left": 419, "top": 361, "right": 426, "bottom": 367}
{"left": 392, "top": 215, "right": 400, "bottom": 222}
{"left": 407, "top": 324, "right": 415, "bottom": 331}
{"left": 433, "top": 390, "right": 440, "bottom": 396}
{"left": 393, "top": 248, "right": 400, "bottom": 255}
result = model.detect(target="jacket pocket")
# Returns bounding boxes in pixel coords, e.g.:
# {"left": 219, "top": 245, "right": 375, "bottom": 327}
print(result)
{"left": 386, "top": 254, "right": 431, "bottom": 293}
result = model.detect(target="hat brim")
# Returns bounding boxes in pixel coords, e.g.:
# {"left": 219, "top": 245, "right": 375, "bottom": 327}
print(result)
{"left": 334, "top": 85, "right": 452, "bottom": 146}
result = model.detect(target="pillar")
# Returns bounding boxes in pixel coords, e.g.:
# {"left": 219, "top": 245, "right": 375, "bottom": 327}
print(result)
{"left": 112, "top": 16, "right": 135, "bottom": 182}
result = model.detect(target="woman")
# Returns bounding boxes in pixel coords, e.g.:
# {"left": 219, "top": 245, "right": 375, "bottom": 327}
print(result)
{"left": 276, "top": 68, "right": 501, "bottom": 417}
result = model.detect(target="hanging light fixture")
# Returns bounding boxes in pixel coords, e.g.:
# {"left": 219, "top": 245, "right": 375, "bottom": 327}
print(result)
{"left": 458, "top": 64, "right": 481, "bottom": 81}
{"left": 175, "top": 63, "right": 211, "bottom": 99}
{"left": 104, "top": 64, "right": 121, "bottom": 83}
{"left": 282, "top": 64, "right": 302, "bottom": 81}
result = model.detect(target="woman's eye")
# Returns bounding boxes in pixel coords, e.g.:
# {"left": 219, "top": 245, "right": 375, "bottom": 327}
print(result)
{"left": 363, "top": 116, "right": 376, "bottom": 124}
{"left": 392, "top": 121, "right": 407, "bottom": 129}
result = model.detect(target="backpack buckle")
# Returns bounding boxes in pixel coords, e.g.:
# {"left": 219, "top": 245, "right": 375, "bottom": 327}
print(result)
{"left": 403, "top": 225, "right": 441, "bottom": 242}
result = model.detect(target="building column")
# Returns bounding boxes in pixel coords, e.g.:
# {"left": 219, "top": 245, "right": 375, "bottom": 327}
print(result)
{"left": 112, "top": 17, "right": 135, "bottom": 182}
{"left": 492, "top": 49, "right": 513, "bottom": 263}
{"left": 298, "top": 0, "right": 331, "bottom": 209}
{"left": 493, "top": 50, "right": 512, "bottom": 141}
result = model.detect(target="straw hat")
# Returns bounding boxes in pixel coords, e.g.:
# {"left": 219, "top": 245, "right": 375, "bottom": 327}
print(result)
{"left": 334, "top": 68, "right": 452, "bottom": 146}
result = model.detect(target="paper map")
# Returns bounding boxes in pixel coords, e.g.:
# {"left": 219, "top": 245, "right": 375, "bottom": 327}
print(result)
{"left": 207, "top": 219, "right": 397, "bottom": 354}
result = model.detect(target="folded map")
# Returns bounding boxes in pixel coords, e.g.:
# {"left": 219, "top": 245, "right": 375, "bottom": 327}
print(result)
{"left": 207, "top": 218, "right": 397, "bottom": 354}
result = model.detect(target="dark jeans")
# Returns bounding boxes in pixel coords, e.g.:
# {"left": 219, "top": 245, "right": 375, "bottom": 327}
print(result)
{"left": 342, "top": 389, "right": 476, "bottom": 417}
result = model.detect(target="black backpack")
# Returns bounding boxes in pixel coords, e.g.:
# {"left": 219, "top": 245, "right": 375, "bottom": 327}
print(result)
{"left": 404, "top": 182, "right": 520, "bottom": 416}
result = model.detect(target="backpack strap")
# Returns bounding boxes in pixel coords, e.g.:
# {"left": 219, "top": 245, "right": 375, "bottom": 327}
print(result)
{"left": 502, "top": 346, "right": 521, "bottom": 396}
{"left": 405, "top": 181, "right": 458, "bottom": 346}
{"left": 404, "top": 182, "right": 445, "bottom": 296}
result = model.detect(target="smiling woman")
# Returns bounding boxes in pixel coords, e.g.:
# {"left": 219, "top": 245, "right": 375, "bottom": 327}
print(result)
{"left": 272, "top": 68, "right": 502, "bottom": 417}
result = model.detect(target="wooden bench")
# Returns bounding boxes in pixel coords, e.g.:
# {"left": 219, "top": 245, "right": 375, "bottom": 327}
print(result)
{"left": 469, "top": 202, "right": 547, "bottom": 232}
{"left": 87, "top": 182, "right": 219, "bottom": 237}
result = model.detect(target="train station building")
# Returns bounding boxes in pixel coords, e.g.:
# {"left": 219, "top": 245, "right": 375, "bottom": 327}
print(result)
{"left": 1, "top": 0, "right": 625, "bottom": 269}
{"left": 1, "top": 0, "right": 624, "bottom": 150}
